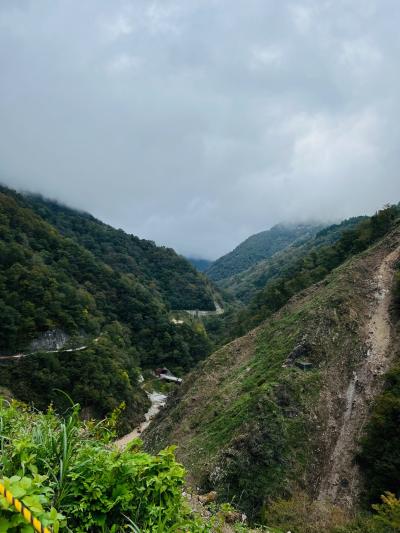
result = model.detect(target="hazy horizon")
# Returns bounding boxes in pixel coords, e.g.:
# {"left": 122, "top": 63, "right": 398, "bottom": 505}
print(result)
{"left": 1, "top": 1, "right": 400, "bottom": 259}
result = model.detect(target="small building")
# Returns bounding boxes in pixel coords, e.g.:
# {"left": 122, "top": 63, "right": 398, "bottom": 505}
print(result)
{"left": 154, "top": 367, "right": 183, "bottom": 384}
{"left": 160, "top": 374, "right": 182, "bottom": 384}
{"left": 171, "top": 318, "right": 185, "bottom": 325}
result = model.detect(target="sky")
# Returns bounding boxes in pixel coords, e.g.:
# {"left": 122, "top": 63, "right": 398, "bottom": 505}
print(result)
{"left": 1, "top": 1, "right": 400, "bottom": 260}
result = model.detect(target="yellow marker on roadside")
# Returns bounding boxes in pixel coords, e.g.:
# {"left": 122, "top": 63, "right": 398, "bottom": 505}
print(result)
{"left": 0, "top": 481, "right": 52, "bottom": 533}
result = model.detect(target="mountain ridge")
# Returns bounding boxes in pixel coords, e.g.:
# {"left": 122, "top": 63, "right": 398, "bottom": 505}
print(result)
{"left": 144, "top": 212, "right": 400, "bottom": 520}
{"left": 205, "top": 222, "right": 324, "bottom": 283}
{"left": 24, "top": 192, "right": 216, "bottom": 311}
{"left": 0, "top": 184, "right": 215, "bottom": 429}
{"left": 217, "top": 217, "right": 367, "bottom": 304}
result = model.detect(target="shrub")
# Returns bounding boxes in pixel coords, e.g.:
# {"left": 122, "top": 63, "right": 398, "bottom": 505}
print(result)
{"left": 372, "top": 492, "right": 400, "bottom": 532}
{"left": 0, "top": 399, "right": 208, "bottom": 532}
{"left": 0, "top": 475, "right": 65, "bottom": 532}
{"left": 261, "top": 492, "right": 348, "bottom": 533}
{"left": 357, "top": 365, "right": 400, "bottom": 503}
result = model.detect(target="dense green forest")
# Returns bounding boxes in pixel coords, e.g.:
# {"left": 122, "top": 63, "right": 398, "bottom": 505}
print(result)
{"left": 217, "top": 216, "right": 367, "bottom": 303}
{"left": 227, "top": 206, "right": 400, "bottom": 339}
{"left": 358, "top": 363, "right": 400, "bottom": 504}
{"left": 0, "top": 186, "right": 213, "bottom": 424}
{"left": 0, "top": 323, "right": 149, "bottom": 434}
{"left": 205, "top": 222, "right": 323, "bottom": 282}
{"left": 25, "top": 193, "right": 215, "bottom": 311}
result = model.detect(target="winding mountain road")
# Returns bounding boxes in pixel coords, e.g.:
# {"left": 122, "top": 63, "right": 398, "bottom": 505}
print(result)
{"left": 0, "top": 337, "right": 100, "bottom": 361}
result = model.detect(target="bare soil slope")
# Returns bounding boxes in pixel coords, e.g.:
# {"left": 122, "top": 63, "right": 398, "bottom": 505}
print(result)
{"left": 144, "top": 226, "right": 400, "bottom": 516}
{"left": 318, "top": 245, "right": 400, "bottom": 506}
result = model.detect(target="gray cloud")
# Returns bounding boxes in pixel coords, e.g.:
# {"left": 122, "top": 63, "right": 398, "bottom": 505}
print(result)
{"left": 0, "top": 0, "right": 399, "bottom": 259}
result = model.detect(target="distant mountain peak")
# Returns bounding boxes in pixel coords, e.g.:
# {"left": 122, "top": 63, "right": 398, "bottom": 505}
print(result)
{"left": 206, "top": 222, "right": 325, "bottom": 282}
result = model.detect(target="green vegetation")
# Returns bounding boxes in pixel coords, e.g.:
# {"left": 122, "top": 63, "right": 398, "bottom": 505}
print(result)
{"left": 358, "top": 355, "right": 400, "bottom": 503}
{"left": 206, "top": 223, "right": 322, "bottom": 283}
{"left": 0, "top": 399, "right": 208, "bottom": 532}
{"left": 230, "top": 206, "right": 400, "bottom": 337}
{"left": 0, "top": 323, "right": 148, "bottom": 435}
{"left": 2, "top": 183, "right": 399, "bottom": 531}
{"left": 371, "top": 493, "right": 400, "bottom": 532}
{"left": 0, "top": 185, "right": 212, "bottom": 423}
{"left": 0, "top": 187, "right": 211, "bottom": 364}
{"left": 261, "top": 491, "right": 400, "bottom": 533}
{"left": 354, "top": 255, "right": 400, "bottom": 507}
{"left": 217, "top": 217, "right": 366, "bottom": 303}
{"left": 146, "top": 299, "right": 336, "bottom": 518}
{"left": 261, "top": 492, "right": 348, "bottom": 532}
{"left": 145, "top": 217, "right": 400, "bottom": 525}
{"left": 203, "top": 318, "right": 322, "bottom": 516}
{"left": 204, "top": 211, "right": 397, "bottom": 349}
{"left": 26, "top": 194, "right": 215, "bottom": 311}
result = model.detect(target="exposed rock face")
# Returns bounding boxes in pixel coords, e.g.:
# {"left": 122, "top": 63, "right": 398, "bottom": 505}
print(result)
{"left": 318, "top": 244, "right": 400, "bottom": 507}
{"left": 284, "top": 341, "right": 311, "bottom": 366}
{"left": 143, "top": 226, "right": 400, "bottom": 517}
{"left": 29, "top": 329, "right": 69, "bottom": 352}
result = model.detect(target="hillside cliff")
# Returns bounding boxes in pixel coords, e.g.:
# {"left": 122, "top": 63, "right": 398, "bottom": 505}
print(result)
{"left": 144, "top": 222, "right": 400, "bottom": 519}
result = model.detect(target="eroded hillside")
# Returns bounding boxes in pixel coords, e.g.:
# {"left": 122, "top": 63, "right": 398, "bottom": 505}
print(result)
{"left": 318, "top": 245, "right": 400, "bottom": 507}
{"left": 144, "top": 224, "right": 400, "bottom": 518}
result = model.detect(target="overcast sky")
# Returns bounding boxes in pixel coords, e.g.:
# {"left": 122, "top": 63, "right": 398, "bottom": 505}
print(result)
{"left": 1, "top": 0, "right": 400, "bottom": 259}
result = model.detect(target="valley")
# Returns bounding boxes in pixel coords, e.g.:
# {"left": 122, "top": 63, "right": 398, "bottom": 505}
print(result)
{"left": 143, "top": 209, "right": 400, "bottom": 530}
{"left": 0, "top": 185, "right": 215, "bottom": 434}
{"left": 2, "top": 2, "right": 400, "bottom": 531}
{"left": 1, "top": 188, "right": 399, "bottom": 532}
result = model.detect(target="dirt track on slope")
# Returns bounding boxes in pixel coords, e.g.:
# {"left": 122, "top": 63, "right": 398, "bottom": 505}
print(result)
{"left": 318, "top": 245, "right": 400, "bottom": 506}
{"left": 115, "top": 392, "right": 167, "bottom": 449}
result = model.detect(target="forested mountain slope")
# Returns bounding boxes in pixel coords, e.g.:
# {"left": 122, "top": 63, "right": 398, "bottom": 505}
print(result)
{"left": 25, "top": 193, "right": 215, "bottom": 311}
{"left": 0, "top": 186, "right": 213, "bottom": 429}
{"left": 218, "top": 217, "right": 366, "bottom": 303}
{"left": 144, "top": 208, "right": 400, "bottom": 525}
{"left": 228, "top": 210, "right": 398, "bottom": 338}
{"left": 205, "top": 223, "right": 323, "bottom": 282}
{"left": 204, "top": 213, "right": 390, "bottom": 348}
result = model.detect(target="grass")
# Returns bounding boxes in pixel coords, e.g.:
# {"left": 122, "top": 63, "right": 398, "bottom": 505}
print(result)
{"left": 144, "top": 244, "right": 379, "bottom": 519}
{"left": 0, "top": 399, "right": 212, "bottom": 532}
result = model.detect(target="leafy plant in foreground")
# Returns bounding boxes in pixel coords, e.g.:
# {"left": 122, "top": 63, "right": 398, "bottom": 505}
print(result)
{"left": 0, "top": 475, "right": 65, "bottom": 532}
{"left": 0, "top": 399, "right": 208, "bottom": 532}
